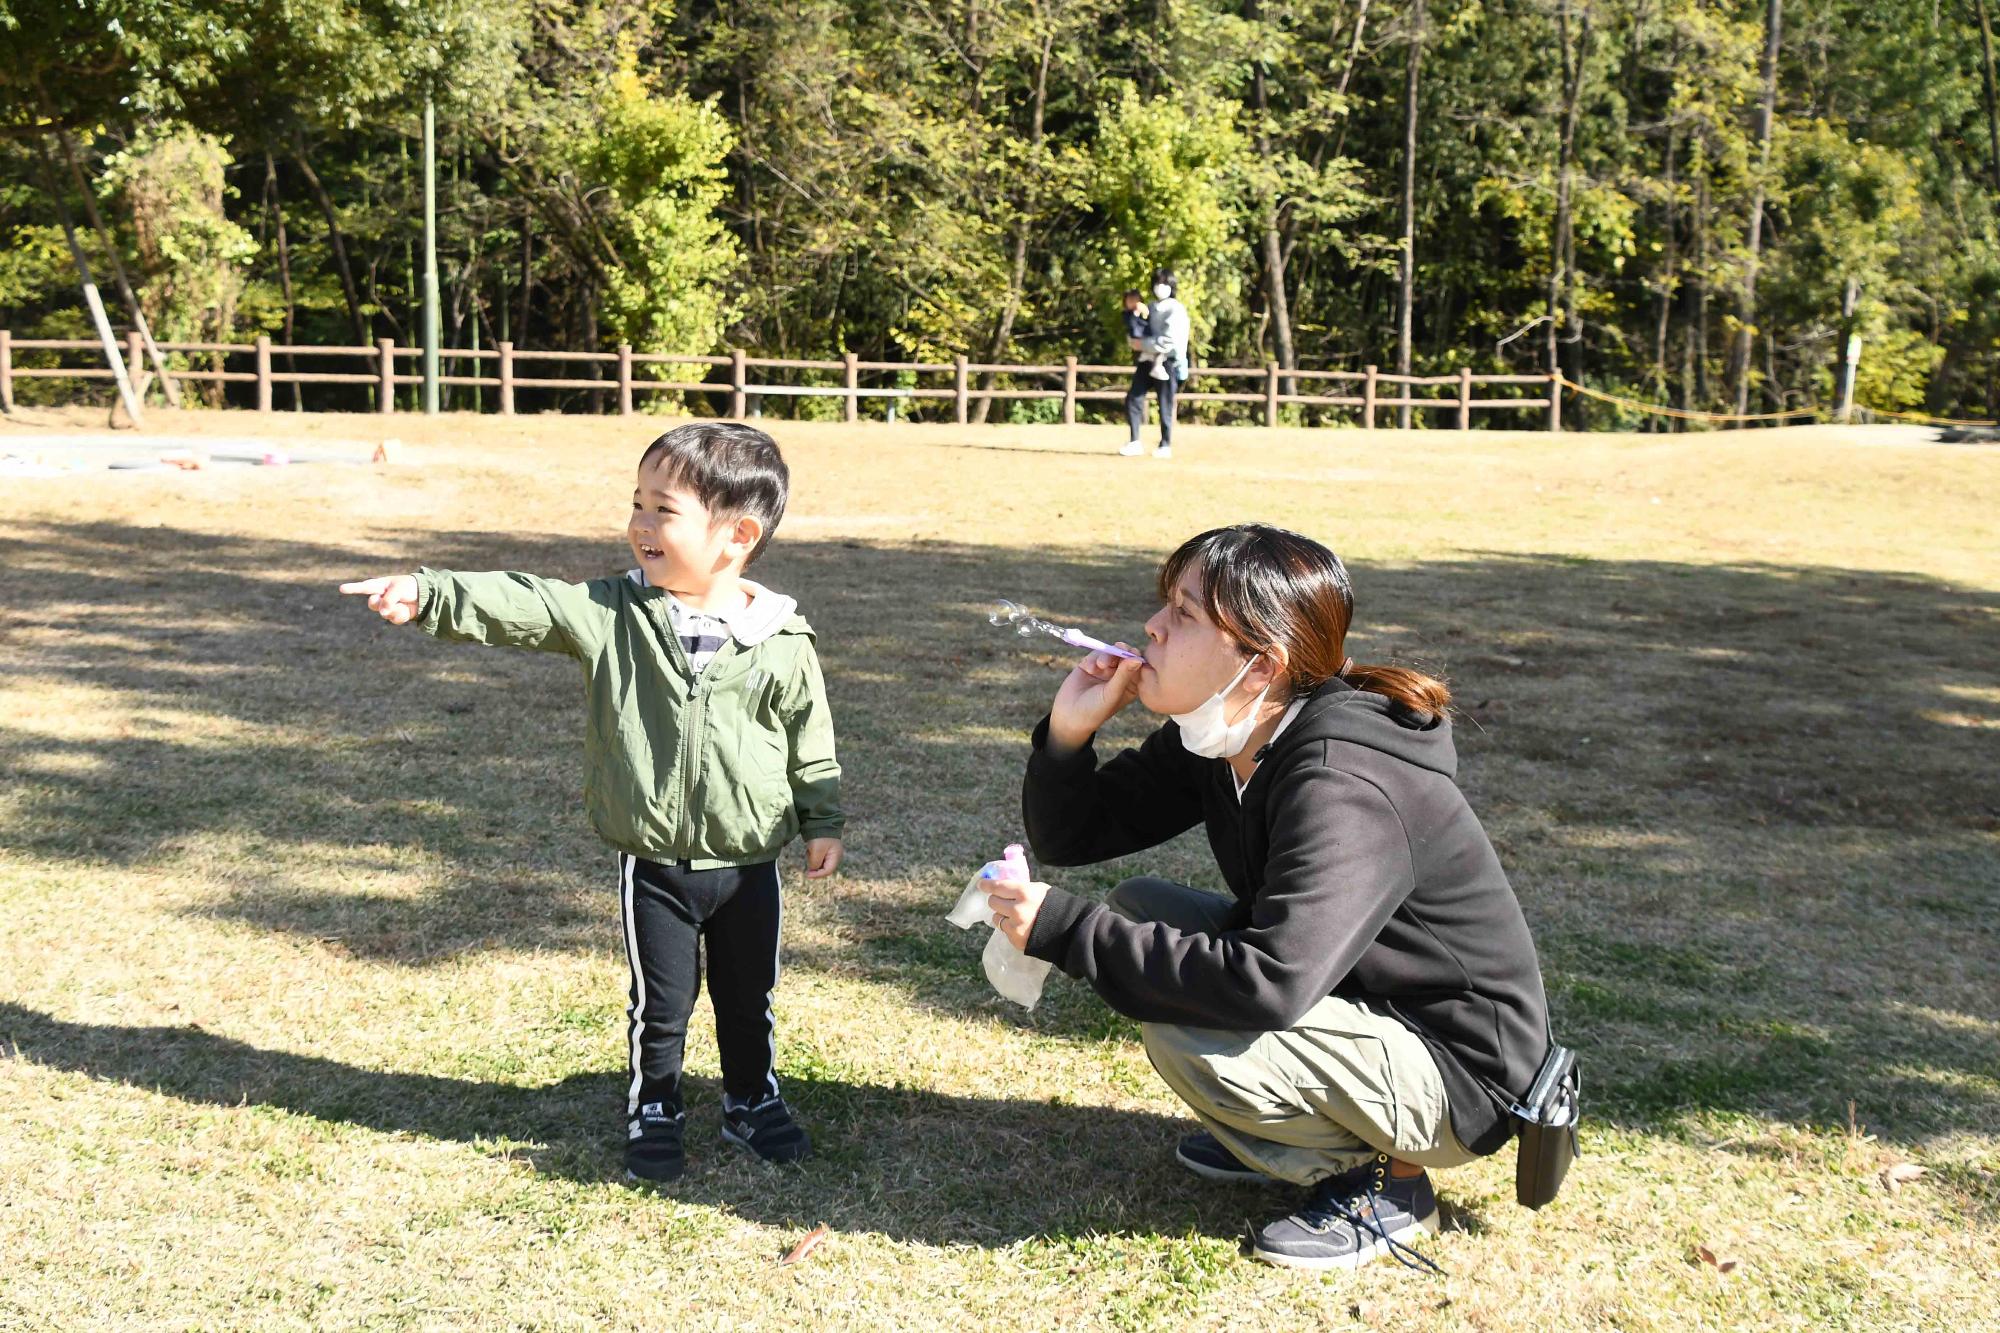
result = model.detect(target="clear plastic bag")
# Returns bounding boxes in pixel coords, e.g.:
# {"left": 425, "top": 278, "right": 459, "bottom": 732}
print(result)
{"left": 946, "top": 843, "right": 1054, "bottom": 1009}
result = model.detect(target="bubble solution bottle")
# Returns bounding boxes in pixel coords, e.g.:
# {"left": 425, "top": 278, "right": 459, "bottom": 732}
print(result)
{"left": 946, "top": 842, "right": 1055, "bottom": 1009}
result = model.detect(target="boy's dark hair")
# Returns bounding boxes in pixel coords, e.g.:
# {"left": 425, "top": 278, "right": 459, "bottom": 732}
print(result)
{"left": 638, "top": 422, "right": 789, "bottom": 564}
{"left": 1122, "top": 288, "right": 1143, "bottom": 301}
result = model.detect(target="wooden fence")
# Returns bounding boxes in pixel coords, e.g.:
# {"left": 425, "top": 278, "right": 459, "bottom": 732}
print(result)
{"left": 0, "top": 330, "right": 1567, "bottom": 430}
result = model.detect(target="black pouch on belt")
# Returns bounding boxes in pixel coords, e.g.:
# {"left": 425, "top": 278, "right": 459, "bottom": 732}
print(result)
{"left": 1508, "top": 1040, "right": 1580, "bottom": 1210}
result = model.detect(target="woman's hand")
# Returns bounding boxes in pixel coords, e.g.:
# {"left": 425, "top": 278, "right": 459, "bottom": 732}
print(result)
{"left": 1047, "top": 646, "right": 1144, "bottom": 756}
{"left": 985, "top": 878, "right": 1049, "bottom": 951}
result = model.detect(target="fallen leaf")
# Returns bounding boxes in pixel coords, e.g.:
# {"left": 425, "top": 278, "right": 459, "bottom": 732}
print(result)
{"left": 1694, "top": 1243, "right": 1739, "bottom": 1274}
{"left": 1879, "top": 1163, "right": 1927, "bottom": 1193}
{"left": 780, "top": 1223, "right": 831, "bottom": 1266}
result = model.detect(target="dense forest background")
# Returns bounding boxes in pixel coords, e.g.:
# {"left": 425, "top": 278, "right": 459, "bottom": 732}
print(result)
{"left": 4, "top": 0, "right": 1997, "bottom": 423}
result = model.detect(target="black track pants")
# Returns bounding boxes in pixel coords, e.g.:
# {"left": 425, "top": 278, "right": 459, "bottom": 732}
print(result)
{"left": 616, "top": 853, "right": 782, "bottom": 1117}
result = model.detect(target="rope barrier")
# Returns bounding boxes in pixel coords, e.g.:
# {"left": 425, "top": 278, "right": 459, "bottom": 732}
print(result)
{"left": 1853, "top": 404, "right": 1998, "bottom": 428}
{"left": 1555, "top": 377, "right": 1817, "bottom": 423}
{"left": 1555, "top": 376, "right": 1997, "bottom": 429}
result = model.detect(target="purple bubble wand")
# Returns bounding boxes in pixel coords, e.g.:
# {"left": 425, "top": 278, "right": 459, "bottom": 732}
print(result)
{"left": 988, "top": 599, "right": 1145, "bottom": 661}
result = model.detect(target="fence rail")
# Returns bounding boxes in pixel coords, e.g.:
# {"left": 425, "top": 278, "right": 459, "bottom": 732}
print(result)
{"left": 0, "top": 331, "right": 1566, "bottom": 430}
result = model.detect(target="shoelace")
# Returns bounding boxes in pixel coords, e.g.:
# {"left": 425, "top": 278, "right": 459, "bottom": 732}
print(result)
{"left": 1297, "top": 1181, "right": 1447, "bottom": 1276}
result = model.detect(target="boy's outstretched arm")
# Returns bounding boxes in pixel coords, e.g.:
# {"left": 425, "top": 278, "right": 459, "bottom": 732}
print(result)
{"left": 340, "top": 575, "right": 422, "bottom": 624}
{"left": 339, "top": 568, "right": 612, "bottom": 658}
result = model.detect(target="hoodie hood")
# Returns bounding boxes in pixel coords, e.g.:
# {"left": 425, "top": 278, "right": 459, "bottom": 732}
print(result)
{"left": 1261, "top": 677, "right": 1457, "bottom": 779}
{"left": 624, "top": 570, "right": 802, "bottom": 646}
{"left": 728, "top": 578, "right": 801, "bottom": 645}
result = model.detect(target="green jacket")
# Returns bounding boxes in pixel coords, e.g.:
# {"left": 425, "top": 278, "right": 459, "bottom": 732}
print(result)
{"left": 414, "top": 567, "right": 844, "bottom": 869}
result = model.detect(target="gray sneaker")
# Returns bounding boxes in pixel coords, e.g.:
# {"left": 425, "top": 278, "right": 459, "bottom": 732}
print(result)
{"left": 1250, "top": 1153, "right": 1445, "bottom": 1274}
{"left": 1175, "top": 1131, "right": 1280, "bottom": 1185}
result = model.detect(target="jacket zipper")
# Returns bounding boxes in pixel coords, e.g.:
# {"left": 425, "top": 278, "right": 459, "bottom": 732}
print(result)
{"left": 679, "top": 638, "right": 743, "bottom": 852}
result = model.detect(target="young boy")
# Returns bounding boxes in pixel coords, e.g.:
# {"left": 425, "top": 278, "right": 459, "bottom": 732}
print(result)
{"left": 339, "top": 422, "right": 843, "bottom": 1184}
{"left": 1121, "top": 289, "right": 1153, "bottom": 373}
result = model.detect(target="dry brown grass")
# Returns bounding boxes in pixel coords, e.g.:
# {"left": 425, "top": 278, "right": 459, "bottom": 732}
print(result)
{"left": 2, "top": 406, "right": 1996, "bottom": 1329}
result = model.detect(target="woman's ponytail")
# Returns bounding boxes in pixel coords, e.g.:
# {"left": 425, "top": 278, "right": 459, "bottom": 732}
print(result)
{"left": 1340, "top": 661, "right": 1452, "bottom": 719}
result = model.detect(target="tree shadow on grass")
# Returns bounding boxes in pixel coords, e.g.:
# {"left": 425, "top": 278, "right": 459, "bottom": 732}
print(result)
{"left": 0, "top": 999, "right": 1323, "bottom": 1247}
{"left": 2, "top": 520, "right": 1997, "bottom": 1153}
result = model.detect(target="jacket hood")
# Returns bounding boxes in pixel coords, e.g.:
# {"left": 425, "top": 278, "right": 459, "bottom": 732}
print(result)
{"left": 730, "top": 578, "right": 801, "bottom": 645}
{"left": 624, "top": 570, "right": 802, "bottom": 646}
{"left": 1263, "top": 677, "right": 1457, "bottom": 779}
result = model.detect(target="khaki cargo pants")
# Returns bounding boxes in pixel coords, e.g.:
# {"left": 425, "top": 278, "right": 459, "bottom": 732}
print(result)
{"left": 1110, "top": 877, "right": 1478, "bottom": 1186}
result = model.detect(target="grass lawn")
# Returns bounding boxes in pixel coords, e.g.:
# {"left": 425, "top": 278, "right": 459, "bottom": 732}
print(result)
{"left": 2, "top": 407, "right": 1996, "bottom": 1330}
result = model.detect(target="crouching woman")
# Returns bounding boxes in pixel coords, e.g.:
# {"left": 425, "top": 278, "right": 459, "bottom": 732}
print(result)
{"left": 985, "top": 525, "right": 1552, "bottom": 1272}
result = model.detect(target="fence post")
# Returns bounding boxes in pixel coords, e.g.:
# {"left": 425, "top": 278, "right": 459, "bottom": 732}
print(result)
{"left": 1062, "top": 356, "right": 1077, "bottom": 425}
{"left": 1548, "top": 373, "right": 1562, "bottom": 432}
{"left": 498, "top": 341, "right": 515, "bottom": 415}
{"left": 126, "top": 330, "right": 145, "bottom": 399}
{"left": 1457, "top": 366, "right": 1472, "bottom": 431}
{"left": 378, "top": 338, "right": 396, "bottom": 414}
{"left": 730, "top": 348, "right": 746, "bottom": 419}
{"left": 0, "top": 330, "right": 12, "bottom": 413}
{"left": 954, "top": 354, "right": 969, "bottom": 424}
{"left": 617, "top": 343, "right": 634, "bottom": 415}
{"left": 256, "top": 336, "right": 273, "bottom": 412}
{"left": 1265, "top": 361, "right": 1280, "bottom": 428}
{"left": 843, "top": 350, "right": 859, "bottom": 423}
{"left": 1363, "top": 365, "right": 1378, "bottom": 430}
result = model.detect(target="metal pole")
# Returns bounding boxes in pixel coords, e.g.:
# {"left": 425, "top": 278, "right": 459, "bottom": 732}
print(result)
{"left": 422, "top": 95, "right": 440, "bottom": 415}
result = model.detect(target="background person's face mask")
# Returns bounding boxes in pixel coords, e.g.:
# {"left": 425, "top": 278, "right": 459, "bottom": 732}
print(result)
{"left": 1172, "top": 655, "right": 1267, "bottom": 758}
{"left": 1152, "top": 282, "right": 1173, "bottom": 301}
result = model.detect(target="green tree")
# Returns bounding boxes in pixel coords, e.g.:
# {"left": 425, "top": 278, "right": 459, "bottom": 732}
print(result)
{"left": 576, "top": 64, "right": 742, "bottom": 355}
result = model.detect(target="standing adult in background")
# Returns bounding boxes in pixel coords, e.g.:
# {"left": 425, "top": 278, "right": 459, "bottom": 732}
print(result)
{"left": 1121, "top": 268, "right": 1190, "bottom": 459}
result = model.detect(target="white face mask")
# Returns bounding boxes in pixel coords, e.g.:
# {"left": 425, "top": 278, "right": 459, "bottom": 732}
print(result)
{"left": 1153, "top": 283, "right": 1173, "bottom": 301}
{"left": 1172, "top": 655, "right": 1269, "bottom": 758}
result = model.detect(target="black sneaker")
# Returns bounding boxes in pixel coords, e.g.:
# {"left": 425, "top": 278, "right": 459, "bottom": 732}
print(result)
{"left": 624, "top": 1102, "right": 687, "bottom": 1183}
{"left": 1250, "top": 1154, "right": 1444, "bottom": 1274}
{"left": 1176, "top": 1130, "right": 1280, "bottom": 1185}
{"left": 721, "top": 1094, "right": 812, "bottom": 1164}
